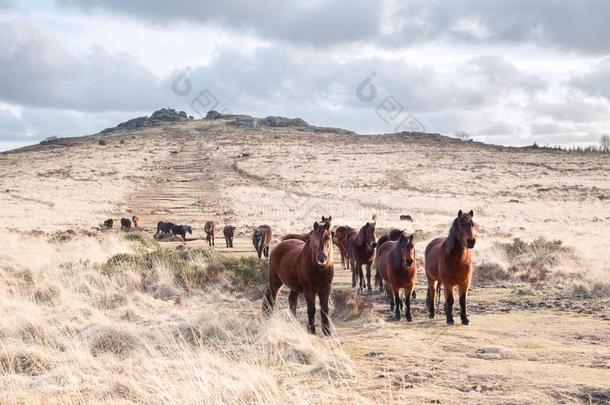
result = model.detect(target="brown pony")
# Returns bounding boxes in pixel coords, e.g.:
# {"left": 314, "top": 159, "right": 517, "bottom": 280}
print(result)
{"left": 223, "top": 225, "right": 235, "bottom": 247}
{"left": 282, "top": 216, "right": 332, "bottom": 242}
{"left": 425, "top": 210, "right": 477, "bottom": 325}
{"left": 333, "top": 225, "right": 355, "bottom": 270}
{"left": 262, "top": 220, "right": 334, "bottom": 335}
{"left": 131, "top": 215, "right": 140, "bottom": 228}
{"left": 376, "top": 228, "right": 417, "bottom": 298}
{"left": 203, "top": 221, "right": 215, "bottom": 246}
{"left": 376, "top": 233, "right": 416, "bottom": 321}
{"left": 346, "top": 215, "right": 377, "bottom": 291}
{"left": 252, "top": 225, "right": 272, "bottom": 260}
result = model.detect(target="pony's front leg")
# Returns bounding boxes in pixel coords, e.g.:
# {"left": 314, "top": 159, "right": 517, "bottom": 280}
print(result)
{"left": 393, "top": 291, "right": 401, "bottom": 321}
{"left": 458, "top": 284, "right": 469, "bottom": 325}
{"left": 304, "top": 290, "right": 316, "bottom": 334}
{"left": 365, "top": 262, "right": 372, "bottom": 292}
{"left": 426, "top": 278, "right": 436, "bottom": 319}
{"left": 444, "top": 283, "right": 455, "bottom": 325}
{"left": 357, "top": 262, "right": 364, "bottom": 291}
{"left": 351, "top": 260, "right": 357, "bottom": 289}
{"left": 405, "top": 287, "right": 413, "bottom": 322}
{"left": 318, "top": 288, "right": 331, "bottom": 336}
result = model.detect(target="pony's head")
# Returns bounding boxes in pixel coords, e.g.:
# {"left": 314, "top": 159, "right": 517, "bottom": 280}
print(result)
{"left": 186, "top": 226, "right": 193, "bottom": 234}
{"left": 361, "top": 219, "right": 377, "bottom": 249}
{"left": 399, "top": 233, "right": 416, "bottom": 267}
{"left": 452, "top": 210, "right": 476, "bottom": 249}
{"left": 311, "top": 220, "right": 333, "bottom": 266}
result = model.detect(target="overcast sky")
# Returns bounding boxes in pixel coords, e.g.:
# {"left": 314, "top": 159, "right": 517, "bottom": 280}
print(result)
{"left": 1, "top": 0, "right": 610, "bottom": 150}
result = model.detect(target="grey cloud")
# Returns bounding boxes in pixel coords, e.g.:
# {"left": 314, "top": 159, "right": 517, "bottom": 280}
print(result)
{"left": 0, "top": 19, "right": 164, "bottom": 112}
{"left": 58, "top": 0, "right": 381, "bottom": 47}
{"left": 390, "top": 0, "right": 610, "bottom": 54}
{"left": 59, "top": 0, "right": 610, "bottom": 53}
{"left": 569, "top": 57, "right": 610, "bottom": 100}
{"left": 0, "top": 109, "right": 28, "bottom": 141}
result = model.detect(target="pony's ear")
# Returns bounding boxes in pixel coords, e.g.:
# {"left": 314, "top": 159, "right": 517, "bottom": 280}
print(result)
{"left": 469, "top": 210, "right": 474, "bottom": 217}
{"left": 328, "top": 216, "right": 332, "bottom": 222}
{"left": 313, "top": 221, "right": 319, "bottom": 230}
{"left": 324, "top": 221, "right": 331, "bottom": 230}
{"left": 458, "top": 209, "right": 463, "bottom": 217}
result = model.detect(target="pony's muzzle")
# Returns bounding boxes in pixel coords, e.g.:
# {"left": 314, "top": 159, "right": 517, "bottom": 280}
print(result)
{"left": 467, "top": 239, "right": 476, "bottom": 248}
{"left": 317, "top": 252, "right": 328, "bottom": 265}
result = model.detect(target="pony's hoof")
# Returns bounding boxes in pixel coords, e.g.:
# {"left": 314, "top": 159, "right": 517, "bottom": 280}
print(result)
{"left": 461, "top": 318, "right": 470, "bottom": 325}
{"left": 406, "top": 317, "right": 413, "bottom": 323}
{"left": 446, "top": 318, "right": 455, "bottom": 325}
{"left": 428, "top": 313, "right": 435, "bottom": 319}
{"left": 393, "top": 314, "right": 401, "bottom": 321}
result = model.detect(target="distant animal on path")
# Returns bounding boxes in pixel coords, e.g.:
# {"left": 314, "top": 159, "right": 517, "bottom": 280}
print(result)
{"left": 346, "top": 215, "right": 377, "bottom": 291}
{"left": 120, "top": 218, "right": 132, "bottom": 231}
{"left": 203, "top": 221, "right": 215, "bottom": 246}
{"left": 333, "top": 225, "right": 355, "bottom": 270}
{"left": 103, "top": 219, "right": 113, "bottom": 229}
{"left": 263, "top": 220, "right": 334, "bottom": 335}
{"left": 282, "top": 216, "right": 333, "bottom": 243}
{"left": 156, "top": 221, "right": 175, "bottom": 235}
{"left": 252, "top": 225, "right": 272, "bottom": 260}
{"left": 223, "top": 225, "right": 235, "bottom": 247}
{"left": 376, "top": 232, "right": 417, "bottom": 321}
{"left": 425, "top": 210, "right": 477, "bottom": 325}
{"left": 171, "top": 224, "right": 192, "bottom": 241}
{"left": 131, "top": 215, "right": 140, "bottom": 228}
{"left": 399, "top": 215, "right": 413, "bottom": 221}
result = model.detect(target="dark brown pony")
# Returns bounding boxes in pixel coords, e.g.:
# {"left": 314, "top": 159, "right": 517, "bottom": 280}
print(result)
{"left": 376, "top": 233, "right": 416, "bottom": 321}
{"left": 204, "top": 221, "right": 215, "bottom": 246}
{"left": 425, "top": 210, "right": 477, "bottom": 325}
{"left": 223, "top": 225, "right": 235, "bottom": 247}
{"left": 346, "top": 215, "right": 377, "bottom": 291}
{"left": 252, "top": 225, "right": 272, "bottom": 260}
{"left": 262, "top": 220, "right": 334, "bottom": 335}
{"left": 376, "top": 228, "right": 417, "bottom": 298}
{"left": 282, "top": 216, "right": 332, "bottom": 242}
{"left": 333, "top": 225, "right": 355, "bottom": 270}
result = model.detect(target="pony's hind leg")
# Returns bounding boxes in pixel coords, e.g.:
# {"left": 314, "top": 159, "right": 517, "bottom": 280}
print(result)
{"left": 365, "top": 262, "right": 373, "bottom": 292}
{"left": 319, "top": 288, "right": 331, "bottom": 336}
{"left": 304, "top": 290, "right": 317, "bottom": 334}
{"left": 262, "top": 272, "right": 282, "bottom": 316}
{"left": 458, "top": 283, "right": 469, "bottom": 325}
{"left": 288, "top": 290, "right": 299, "bottom": 317}
{"left": 351, "top": 260, "right": 357, "bottom": 289}
{"left": 426, "top": 278, "right": 436, "bottom": 319}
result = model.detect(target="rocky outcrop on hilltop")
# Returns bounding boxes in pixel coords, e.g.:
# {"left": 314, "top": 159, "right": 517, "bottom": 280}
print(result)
{"left": 205, "top": 110, "right": 309, "bottom": 128}
{"left": 102, "top": 108, "right": 190, "bottom": 133}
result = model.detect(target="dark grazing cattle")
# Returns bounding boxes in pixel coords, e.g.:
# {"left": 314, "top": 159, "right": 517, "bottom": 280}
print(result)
{"left": 156, "top": 221, "right": 175, "bottom": 235}
{"left": 171, "top": 224, "right": 192, "bottom": 241}
{"left": 223, "top": 225, "right": 236, "bottom": 248}
{"left": 103, "top": 219, "right": 113, "bottom": 229}
{"left": 120, "top": 218, "right": 132, "bottom": 231}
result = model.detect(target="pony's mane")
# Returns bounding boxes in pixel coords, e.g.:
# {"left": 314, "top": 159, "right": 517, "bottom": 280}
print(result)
{"left": 443, "top": 218, "right": 460, "bottom": 253}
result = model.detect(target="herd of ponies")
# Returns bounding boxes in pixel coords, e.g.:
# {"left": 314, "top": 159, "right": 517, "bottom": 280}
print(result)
{"left": 102, "top": 210, "right": 477, "bottom": 335}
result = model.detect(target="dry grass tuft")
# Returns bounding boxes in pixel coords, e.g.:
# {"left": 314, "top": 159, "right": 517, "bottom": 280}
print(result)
{"left": 33, "top": 284, "right": 61, "bottom": 305}
{"left": 0, "top": 348, "right": 54, "bottom": 376}
{"left": 85, "top": 324, "right": 144, "bottom": 358}
{"left": 332, "top": 288, "right": 366, "bottom": 320}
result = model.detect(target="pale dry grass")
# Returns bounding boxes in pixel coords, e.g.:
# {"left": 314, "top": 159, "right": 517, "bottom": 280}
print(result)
{"left": 0, "top": 235, "right": 363, "bottom": 404}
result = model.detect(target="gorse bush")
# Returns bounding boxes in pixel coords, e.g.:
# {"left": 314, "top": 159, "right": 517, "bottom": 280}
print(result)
{"left": 102, "top": 242, "right": 268, "bottom": 291}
